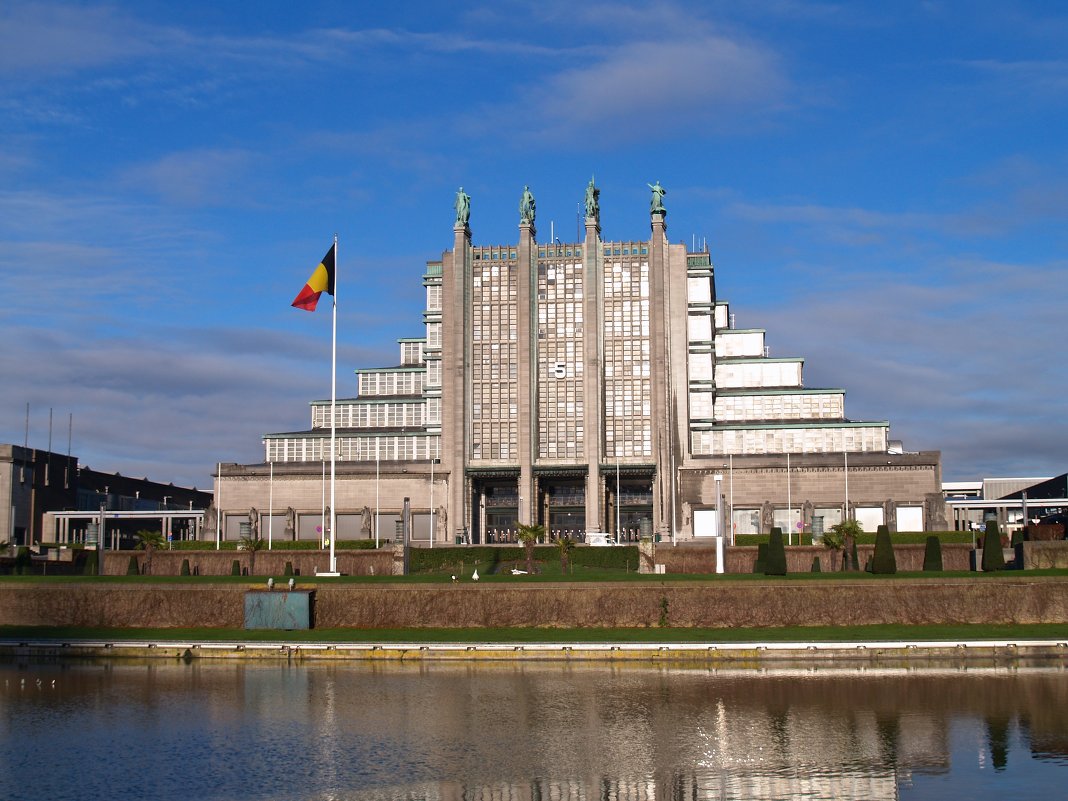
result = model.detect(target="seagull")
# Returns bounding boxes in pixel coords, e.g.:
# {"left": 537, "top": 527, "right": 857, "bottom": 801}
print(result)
{"left": 472, "top": 568, "right": 480, "bottom": 581}
{"left": 288, "top": 577, "right": 295, "bottom": 590}
{"left": 267, "top": 577, "right": 274, "bottom": 591}
{"left": 451, "top": 575, "right": 457, "bottom": 582}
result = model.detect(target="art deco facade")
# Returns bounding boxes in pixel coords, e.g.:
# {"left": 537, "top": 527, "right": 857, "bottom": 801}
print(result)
{"left": 219, "top": 182, "right": 944, "bottom": 544}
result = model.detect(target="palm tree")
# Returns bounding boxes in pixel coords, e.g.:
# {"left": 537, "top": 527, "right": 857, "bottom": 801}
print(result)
{"left": 134, "top": 529, "right": 165, "bottom": 575}
{"left": 239, "top": 531, "right": 265, "bottom": 576}
{"left": 824, "top": 519, "right": 863, "bottom": 572}
{"left": 515, "top": 523, "right": 544, "bottom": 574}
{"left": 556, "top": 535, "right": 575, "bottom": 574}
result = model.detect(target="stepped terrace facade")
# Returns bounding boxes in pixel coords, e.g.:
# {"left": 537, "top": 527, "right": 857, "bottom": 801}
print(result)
{"left": 215, "top": 182, "right": 944, "bottom": 545}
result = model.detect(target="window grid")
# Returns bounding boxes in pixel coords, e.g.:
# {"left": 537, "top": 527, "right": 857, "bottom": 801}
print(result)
{"left": 470, "top": 260, "right": 518, "bottom": 460}
{"left": 537, "top": 260, "right": 584, "bottom": 459}
{"left": 603, "top": 258, "right": 652, "bottom": 458}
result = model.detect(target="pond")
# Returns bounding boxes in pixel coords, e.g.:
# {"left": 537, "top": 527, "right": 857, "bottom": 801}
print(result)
{"left": 2, "top": 659, "right": 1066, "bottom": 800}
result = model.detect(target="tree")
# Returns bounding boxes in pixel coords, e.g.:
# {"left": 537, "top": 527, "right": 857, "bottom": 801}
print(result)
{"left": 765, "top": 527, "right": 787, "bottom": 576}
{"left": 135, "top": 529, "right": 165, "bottom": 575}
{"left": 556, "top": 535, "right": 575, "bottom": 574}
{"left": 826, "top": 519, "right": 863, "bottom": 572}
{"left": 516, "top": 523, "right": 544, "bottom": 574}
{"left": 239, "top": 531, "right": 265, "bottom": 576}
{"left": 871, "top": 525, "right": 897, "bottom": 574}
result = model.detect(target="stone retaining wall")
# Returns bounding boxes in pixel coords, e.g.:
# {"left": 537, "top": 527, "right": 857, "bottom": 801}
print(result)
{"left": 2, "top": 577, "right": 1065, "bottom": 629}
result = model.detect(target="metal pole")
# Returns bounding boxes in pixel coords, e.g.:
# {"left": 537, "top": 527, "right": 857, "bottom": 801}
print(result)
{"left": 429, "top": 453, "right": 435, "bottom": 548}
{"left": 375, "top": 437, "right": 380, "bottom": 548}
{"left": 616, "top": 459, "right": 620, "bottom": 543}
{"left": 729, "top": 454, "right": 734, "bottom": 546}
{"left": 328, "top": 233, "right": 338, "bottom": 574}
{"left": 786, "top": 452, "right": 792, "bottom": 546}
{"left": 844, "top": 451, "right": 850, "bottom": 520}
{"left": 215, "top": 462, "right": 221, "bottom": 550}
{"left": 268, "top": 461, "right": 273, "bottom": 550}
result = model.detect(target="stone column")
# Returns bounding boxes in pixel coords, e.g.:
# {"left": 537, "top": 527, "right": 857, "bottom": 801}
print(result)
{"left": 582, "top": 214, "right": 603, "bottom": 534}
{"left": 648, "top": 210, "right": 671, "bottom": 540}
{"left": 516, "top": 220, "right": 536, "bottom": 524}
{"left": 443, "top": 223, "right": 471, "bottom": 541}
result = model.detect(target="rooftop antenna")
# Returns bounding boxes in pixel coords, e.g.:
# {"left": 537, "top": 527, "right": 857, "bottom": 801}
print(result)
{"left": 46, "top": 407, "right": 52, "bottom": 485}
{"left": 66, "top": 412, "right": 72, "bottom": 489}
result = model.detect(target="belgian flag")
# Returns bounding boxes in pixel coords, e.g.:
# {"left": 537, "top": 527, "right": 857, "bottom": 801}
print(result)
{"left": 291, "top": 244, "right": 336, "bottom": 311}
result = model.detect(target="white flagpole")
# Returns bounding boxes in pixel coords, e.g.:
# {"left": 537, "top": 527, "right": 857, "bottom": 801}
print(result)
{"left": 329, "top": 233, "right": 338, "bottom": 573}
{"left": 268, "top": 460, "right": 273, "bottom": 551}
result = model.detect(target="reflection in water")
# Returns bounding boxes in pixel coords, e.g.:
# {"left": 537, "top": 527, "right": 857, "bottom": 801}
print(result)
{"left": 1, "top": 660, "right": 1067, "bottom": 800}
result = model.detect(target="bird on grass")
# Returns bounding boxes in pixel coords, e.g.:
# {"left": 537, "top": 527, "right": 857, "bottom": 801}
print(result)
{"left": 472, "top": 568, "right": 480, "bottom": 581}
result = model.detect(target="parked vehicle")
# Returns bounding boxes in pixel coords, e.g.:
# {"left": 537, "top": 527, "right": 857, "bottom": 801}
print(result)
{"left": 585, "top": 532, "right": 618, "bottom": 547}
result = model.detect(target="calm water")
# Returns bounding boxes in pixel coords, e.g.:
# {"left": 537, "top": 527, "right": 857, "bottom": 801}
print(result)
{"left": 2, "top": 659, "right": 1067, "bottom": 800}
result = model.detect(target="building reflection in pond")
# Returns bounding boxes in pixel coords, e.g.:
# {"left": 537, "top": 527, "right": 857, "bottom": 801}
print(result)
{"left": 2, "top": 662, "right": 1067, "bottom": 800}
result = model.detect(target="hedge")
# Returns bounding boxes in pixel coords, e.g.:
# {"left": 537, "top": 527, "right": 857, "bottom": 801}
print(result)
{"left": 408, "top": 545, "right": 639, "bottom": 574}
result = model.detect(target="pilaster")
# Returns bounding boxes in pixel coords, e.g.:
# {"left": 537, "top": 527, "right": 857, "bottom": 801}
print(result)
{"left": 443, "top": 224, "right": 470, "bottom": 540}
{"left": 648, "top": 211, "right": 672, "bottom": 540}
{"left": 582, "top": 216, "right": 603, "bottom": 533}
{"left": 516, "top": 220, "right": 536, "bottom": 524}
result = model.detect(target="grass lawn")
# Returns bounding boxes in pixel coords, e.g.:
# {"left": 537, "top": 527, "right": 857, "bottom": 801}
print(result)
{"left": 3, "top": 566, "right": 1068, "bottom": 583}
{"left": 2, "top": 622, "right": 1067, "bottom": 644}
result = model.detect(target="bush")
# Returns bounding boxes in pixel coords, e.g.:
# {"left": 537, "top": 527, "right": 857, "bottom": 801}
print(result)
{"left": 764, "top": 528, "right": 787, "bottom": 576}
{"left": 82, "top": 550, "right": 98, "bottom": 576}
{"left": 922, "top": 536, "right": 943, "bottom": 571}
{"left": 180, "top": 559, "right": 191, "bottom": 576}
{"left": 982, "top": 521, "right": 1006, "bottom": 571}
{"left": 850, "top": 540, "right": 860, "bottom": 571}
{"left": 126, "top": 555, "right": 140, "bottom": 575}
{"left": 230, "top": 559, "right": 241, "bottom": 576}
{"left": 871, "top": 525, "right": 897, "bottom": 574}
{"left": 14, "top": 546, "right": 32, "bottom": 575}
{"left": 753, "top": 543, "right": 768, "bottom": 574}
{"left": 284, "top": 561, "right": 294, "bottom": 576}
{"left": 811, "top": 556, "right": 822, "bottom": 573}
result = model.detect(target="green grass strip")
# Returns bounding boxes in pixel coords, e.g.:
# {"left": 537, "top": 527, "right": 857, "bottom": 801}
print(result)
{"left": 3, "top": 623, "right": 1067, "bottom": 644}
{"left": 3, "top": 568, "right": 1068, "bottom": 584}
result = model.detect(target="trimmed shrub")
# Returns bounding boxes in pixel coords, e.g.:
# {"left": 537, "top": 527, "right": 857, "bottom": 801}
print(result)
{"left": 179, "top": 558, "right": 191, "bottom": 576}
{"left": 982, "top": 521, "right": 1006, "bottom": 571}
{"left": 764, "top": 528, "right": 787, "bottom": 576}
{"left": 864, "top": 555, "right": 873, "bottom": 573}
{"left": 871, "top": 525, "right": 897, "bottom": 574}
{"left": 126, "top": 555, "right": 140, "bottom": 575}
{"left": 284, "top": 561, "right": 294, "bottom": 576}
{"left": 14, "top": 546, "right": 32, "bottom": 575}
{"left": 922, "top": 536, "right": 943, "bottom": 572}
{"left": 753, "top": 543, "right": 768, "bottom": 574}
{"left": 1010, "top": 529, "right": 1025, "bottom": 547}
{"left": 850, "top": 541, "right": 860, "bottom": 571}
{"left": 82, "top": 550, "right": 98, "bottom": 576}
{"left": 230, "top": 559, "right": 241, "bottom": 576}
{"left": 811, "top": 556, "right": 822, "bottom": 573}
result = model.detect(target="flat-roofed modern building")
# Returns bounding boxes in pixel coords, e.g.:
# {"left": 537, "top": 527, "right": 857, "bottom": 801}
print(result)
{"left": 216, "top": 181, "right": 945, "bottom": 544}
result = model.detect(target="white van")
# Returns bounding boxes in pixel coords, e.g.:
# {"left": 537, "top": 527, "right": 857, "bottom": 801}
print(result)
{"left": 585, "top": 532, "right": 618, "bottom": 547}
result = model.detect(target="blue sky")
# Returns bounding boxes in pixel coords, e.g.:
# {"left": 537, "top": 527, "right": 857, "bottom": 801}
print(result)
{"left": 1, "top": 0, "right": 1065, "bottom": 490}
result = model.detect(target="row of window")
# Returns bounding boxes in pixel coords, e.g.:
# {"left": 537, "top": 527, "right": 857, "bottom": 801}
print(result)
{"left": 312, "top": 402, "right": 425, "bottom": 429}
{"left": 689, "top": 392, "right": 845, "bottom": 422}
{"left": 691, "top": 426, "right": 888, "bottom": 456}
{"left": 357, "top": 372, "right": 426, "bottom": 397}
{"left": 265, "top": 435, "right": 440, "bottom": 463}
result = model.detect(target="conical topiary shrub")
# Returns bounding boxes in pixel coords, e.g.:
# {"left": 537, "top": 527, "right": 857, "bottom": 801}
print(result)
{"left": 811, "top": 556, "right": 822, "bottom": 572}
{"left": 871, "top": 525, "right": 897, "bottom": 574}
{"left": 230, "top": 559, "right": 242, "bottom": 576}
{"left": 850, "top": 540, "right": 860, "bottom": 571}
{"left": 922, "top": 536, "right": 943, "bottom": 572}
{"left": 982, "top": 521, "right": 1005, "bottom": 571}
{"left": 753, "top": 543, "right": 768, "bottom": 574}
{"left": 283, "top": 561, "right": 294, "bottom": 576}
{"left": 765, "top": 527, "right": 787, "bottom": 576}
{"left": 126, "top": 555, "right": 140, "bottom": 575}
{"left": 82, "top": 550, "right": 98, "bottom": 576}
{"left": 180, "top": 558, "right": 191, "bottom": 576}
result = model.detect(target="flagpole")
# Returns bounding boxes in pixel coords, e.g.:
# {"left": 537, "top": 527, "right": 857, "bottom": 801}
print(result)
{"left": 329, "top": 233, "right": 338, "bottom": 573}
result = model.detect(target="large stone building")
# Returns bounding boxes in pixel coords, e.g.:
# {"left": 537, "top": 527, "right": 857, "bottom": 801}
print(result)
{"left": 217, "top": 181, "right": 945, "bottom": 544}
